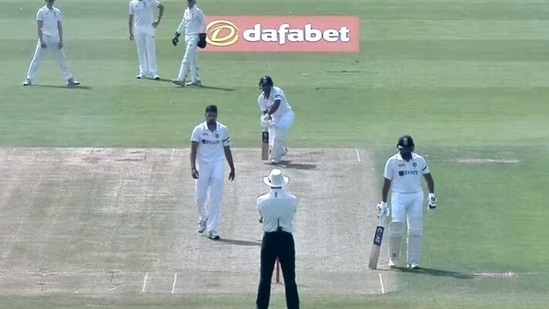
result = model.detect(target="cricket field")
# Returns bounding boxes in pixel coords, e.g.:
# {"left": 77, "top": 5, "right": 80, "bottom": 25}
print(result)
{"left": 1, "top": 0, "right": 549, "bottom": 308}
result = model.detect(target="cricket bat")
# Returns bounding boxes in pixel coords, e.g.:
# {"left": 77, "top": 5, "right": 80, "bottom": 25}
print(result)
{"left": 261, "top": 129, "right": 269, "bottom": 160}
{"left": 368, "top": 213, "right": 386, "bottom": 269}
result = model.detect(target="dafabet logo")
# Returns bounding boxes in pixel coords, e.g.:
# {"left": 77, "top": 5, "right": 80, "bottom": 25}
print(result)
{"left": 204, "top": 16, "right": 360, "bottom": 53}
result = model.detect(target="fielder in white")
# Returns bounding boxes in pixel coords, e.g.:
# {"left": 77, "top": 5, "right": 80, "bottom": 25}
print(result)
{"left": 258, "top": 76, "right": 295, "bottom": 164}
{"left": 190, "top": 105, "right": 235, "bottom": 240}
{"left": 23, "top": 0, "right": 79, "bottom": 87}
{"left": 128, "top": 0, "right": 164, "bottom": 80}
{"left": 171, "top": 0, "right": 206, "bottom": 87}
{"left": 377, "top": 135, "right": 437, "bottom": 269}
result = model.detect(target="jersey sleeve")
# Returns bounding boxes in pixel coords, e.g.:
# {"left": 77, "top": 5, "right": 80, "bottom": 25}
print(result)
{"left": 128, "top": 2, "right": 134, "bottom": 14}
{"left": 198, "top": 9, "right": 206, "bottom": 32}
{"left": 420, "top": 157, "right": 430, "bottom": 174}
{"left": 383, "top": 158, "right": 394, "bottom": 180}
{"left": 273, "top": 88, "right": 283, "bottom": 101}
{"left": 57, "top": 10, "right": 63, "bottom": 22}
{"left": 222, "top": 127, "right": 231, "bottom": 147}
{"left": 153, "top": 0, "right": 161, "bottom": 7}
{"left": 190, "top": 126, "right": 201, "bottom": 142}
{"left": 257, "top": 95, "right": 267, "bottom": 112}
{"left": 36, "top": 10, "right": 43, "bottom": 21}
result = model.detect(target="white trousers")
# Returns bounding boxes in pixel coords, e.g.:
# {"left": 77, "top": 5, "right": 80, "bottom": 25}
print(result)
{"left": 270, "top": 110, "right": 295, "bottom": 161}
{"left": 390, "top": 191, "right": 424, "bottom": 264}
{"left": 26, "top": 35, "right": 74, "bottom": 81}
{"left": 177, "top": 34, "right": 200, "bottom": 82}
{"left": 135, "top": 32, "right": 158, "bottom": 76}
{"left": 195, "top": 160, "right": 225, "bottom": 234}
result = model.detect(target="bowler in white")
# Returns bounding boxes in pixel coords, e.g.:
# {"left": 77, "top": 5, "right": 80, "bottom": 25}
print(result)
{"left": 377, "top": 135, "right": 437, "bottom": 269}
{"left": 128, "top": 0, "right": 164, "bottom": 80}
{"left": 23, "top": 0, "right": 79, "bottom": 87}
{"left": 258, "top": 75, "right": 295, "bottom": 164}
{"left": 171, "top": 0, "right": 206, "bottom": 87}
{"left": 190, "top": 105, "right": 235, "bottom": 240}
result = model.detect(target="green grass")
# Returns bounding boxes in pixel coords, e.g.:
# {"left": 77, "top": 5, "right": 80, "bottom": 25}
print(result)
{"left": 1, "top": 0, "right": 549, "bottom": 308}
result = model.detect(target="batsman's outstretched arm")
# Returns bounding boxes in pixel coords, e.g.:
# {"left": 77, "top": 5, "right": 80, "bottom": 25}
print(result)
{"left": 190, "top": 141, "right": 199, "bottom": 169}
{"left": 423, "top": 173, "right": 435, "bottom": 194}
{"left": 224, "top": 146, "right": 235, "bottom": 181}
{"left": 268, "top": 99, "right": 281, "bottom": 116}
{"left": 381, "top": 178, "right": 391, "bottom": 203}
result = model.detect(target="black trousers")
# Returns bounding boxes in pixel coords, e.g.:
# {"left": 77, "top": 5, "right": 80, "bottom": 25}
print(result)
{"left": 256, "top": 229, "right": 300, "bottom": 309}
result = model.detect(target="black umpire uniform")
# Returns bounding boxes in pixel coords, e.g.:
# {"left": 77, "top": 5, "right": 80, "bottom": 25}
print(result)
{"left": 256, "top": 168, "right": 299, "bottom": 309}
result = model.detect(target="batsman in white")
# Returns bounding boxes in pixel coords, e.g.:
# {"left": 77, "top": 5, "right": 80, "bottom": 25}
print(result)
{"left": 23, "top": 0, "right": 79, "bottom": 87}
{"left": 190, "top": 105, "right": 235, "bottom": 240}
{"left": 128, "top": 0, "right": 165, "bottom": 80}
{"left": 171, "top": 0, "right": 206, "bottom": 87}
{"left": 258, "top": 76, "right": 295, "bottom": 164}
{"left": 377, "top": 135, "right": 437, "bottom": 269}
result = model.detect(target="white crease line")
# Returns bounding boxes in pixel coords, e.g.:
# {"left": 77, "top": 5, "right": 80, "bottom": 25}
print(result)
{"left": 170, "top": 149, "right": 175, "bottom": 161}
{"left": 378, "top": 272, "right": 385, "bottom": 294}
{"left": 171, "top": 272, "right": 178, "bottom": 294}
{"left": 142, "top": 272, "right": 148, "bottom": 293}
{"left": 355, "top": 148, "right": 361, "bottom": 162}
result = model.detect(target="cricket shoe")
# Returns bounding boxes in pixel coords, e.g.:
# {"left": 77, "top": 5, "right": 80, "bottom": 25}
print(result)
{"left": 388, "top": 259, "right": 398, "bottom": 269}
{"left": 407, "top": 263, "right": 420, "bottom": 269}
{"left": 208, "top": 231, "right": 220, "bottom": 240}
{"left": 67, "top": 78, "right": 80, "bottom": 87}
{"left": 185, "top": 80, "right": 202, "bottom": 87}
{"left": 153, "top": 75, "right": 160, "bottom": 80}
{"left": 136, "top": 74, "right": 144, "bottom": 79}
{"left": 198, "top": 220, "right": 207, "bottom": 233}
{"left": 23, "top": 79, "right": 32, "bottom": 86}
{"left": 172, "top": 79, "right": 186, "bottom": 87}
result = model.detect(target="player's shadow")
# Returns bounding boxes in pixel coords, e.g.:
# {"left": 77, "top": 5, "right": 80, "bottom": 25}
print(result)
{"left": 390, "top": 266, "right": 476, "bottom": 279}
{"left": 217, "top": 238, "right": 262, "bottom": 247}
{"left": 267, "top": 161, "right": 317, "bottom": 170}
{"left": 200, "top": 85, "right": 236, "bottom": 92}
{"left": 32, "top": 85, "right": 92, "bottom": 90}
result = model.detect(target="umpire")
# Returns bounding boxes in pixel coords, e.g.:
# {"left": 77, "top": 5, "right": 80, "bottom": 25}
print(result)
{"left": 256, "top": 168, "right": 300, "bottom": 309}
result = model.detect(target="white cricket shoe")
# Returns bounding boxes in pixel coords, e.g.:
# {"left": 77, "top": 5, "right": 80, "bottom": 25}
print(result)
{"left": 136, "top": 74, "right": 144, "bottom": 79}
{"left": 153, "top": 75, "right": 160, "bottom": 80}
{"left": 198, "top": 220, "right": 206, "bottom": 233}
{"left": 23, "top": 79, "right": 32, "bottom": 86}
{"left": 186, "top": 80, "right": 202, "bottom": 87}
{"left": 208, "top": 231, "right": 220, "bottom": 240}
{"left": 407, "top": 263, "right": 420, "bottom": 269}
{"left": 388, "top": 259, "right": 398, "bottom": 268}
{"left": 67, "top": 78, "right": 80, "bottom": 87}
{"left": 172, "top": 79, "right": 186, "bottom": 87}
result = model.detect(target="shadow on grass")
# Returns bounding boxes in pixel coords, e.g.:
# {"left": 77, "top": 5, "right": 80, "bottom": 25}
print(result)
{"left": 265, "top": 160, "right": 317, "bottom": 170}
{"left": 31, "top": 85, "right": 92, "bottom": 90}
{"left": 384, "top": 267, "right": 476, "bottom": 279}
{"left": 217, "top": 238, "right": 262, "bottom": 247}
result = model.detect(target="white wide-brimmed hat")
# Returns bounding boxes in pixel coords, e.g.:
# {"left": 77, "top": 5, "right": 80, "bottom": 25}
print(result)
{"left": 263, "top": 168, "right": 289, "bottom": 187}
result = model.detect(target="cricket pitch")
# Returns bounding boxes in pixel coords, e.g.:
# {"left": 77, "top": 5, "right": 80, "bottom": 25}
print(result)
{"left": 0, "top": 147, "right": 393, "bottom": 297}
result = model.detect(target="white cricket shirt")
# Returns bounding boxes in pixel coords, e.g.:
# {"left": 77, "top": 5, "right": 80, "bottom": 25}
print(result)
{"left": 384, "top": 152, "right": 430, "bottom": 194}
{"left": 129, "top": 0, "right": 160, "bottom": 35}
{"left": 257, "top": 86, "right": 293, "bottom": 119}
{"left": 36, "top": 6, "right": 62, "bottom": 38}
{"left": 190, "top": 121, "right": 231, "bottom": 163}
{"left": 176, "top": 6, "right": 206, "bottom": 36}
{"left": 258, "top": 189, "right": 297, "bottom": 233}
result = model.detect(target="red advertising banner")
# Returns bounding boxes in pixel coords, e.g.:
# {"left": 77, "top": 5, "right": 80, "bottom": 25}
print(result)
{"left": 204, "top": 16, "right": 360, "bottom": 53}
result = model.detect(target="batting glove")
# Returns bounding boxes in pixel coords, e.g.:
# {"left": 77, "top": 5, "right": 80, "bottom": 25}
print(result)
{"left": 427, "top": 193, "right": 437, "bottom": 210}
{"left": 376, "top": 201, "right": 389, "bottom": 218}
{"left": 172, "top": 32, "right": 180, "bottom": 46}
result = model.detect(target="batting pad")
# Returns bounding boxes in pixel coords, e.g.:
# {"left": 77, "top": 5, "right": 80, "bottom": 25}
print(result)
{"left": 389, "top": 221, "right": 404, "bottom": 262}
{"left": 407, "top": 217, "right": 423, "bottom": 265}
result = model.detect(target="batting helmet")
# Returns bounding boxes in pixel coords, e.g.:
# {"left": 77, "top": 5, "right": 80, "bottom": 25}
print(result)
{"left": 397, "top": 135, "right": 415, "bottom": 150}
{"left": 259, "top": 75, "right": 274, "bottom": 89}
